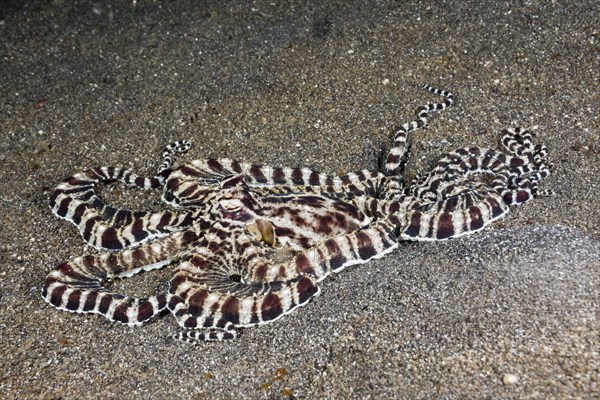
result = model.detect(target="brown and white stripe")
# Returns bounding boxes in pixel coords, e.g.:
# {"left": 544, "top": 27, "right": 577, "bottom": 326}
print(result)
{"left": 50, "top": 167, "right": 199, "bottom": 249}
{"left": 169, "top": 273, "right": 319, "bottom": 341}
{"left": 42, "top": 230, "right": 199, "bottom": 325}
{"left": 397, "top": 190, "right": 509, "bottom": 241}
{"left": 385, "top": 84, "right": 454, "bottom": 174}
{"left": 165, "top": 159, "right": 387, "bottom": 207}
{"left": 166, "top": 219, "right": 397, "bottom": 341}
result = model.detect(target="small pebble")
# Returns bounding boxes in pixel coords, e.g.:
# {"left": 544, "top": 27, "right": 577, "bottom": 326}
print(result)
{"left": 503, "top": 373, "right": 519, "bottom": 385}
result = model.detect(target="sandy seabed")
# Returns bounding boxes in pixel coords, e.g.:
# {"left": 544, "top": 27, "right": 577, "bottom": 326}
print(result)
{"left": 0, "top": 1, "right": 598, "bottom": 399}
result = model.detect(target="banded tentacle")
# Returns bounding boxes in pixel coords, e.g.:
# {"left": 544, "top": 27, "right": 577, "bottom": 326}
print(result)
{"left": 168, "top": 227, "right": 319, "bottom": 341}
{"left": 358, "top": 181, "right": 509, "bottom": 242}
{"left": 164, "top": 158, "right": 390, "bottom": 209}
{"left": 396, "top": 188, "right": 508, "bottom": 241}
{"left": 42, "top": 230, "right": 198, "bottom": 325}
{"left": 156, "top": 140, "right": 192, "bottom": 176}
{"left": 410, "top": 127, "right": 552, "bottom": 206}
{"left": 168, "top": 218, "right": 397, "bottom": 342}
{"left": 50, "top": 141, "right": 196, "bottom": 250}
{"left": 499, "top": 127, "right": 553, "bottom": 202}
{"left": 385, "top": 84, "right": 454, "bottom": 175}
{"left": 169, "top": 272, "right": 318, "bottom": 342}
{"left": 50, "top": 167, "right": 199, "bottom": 249}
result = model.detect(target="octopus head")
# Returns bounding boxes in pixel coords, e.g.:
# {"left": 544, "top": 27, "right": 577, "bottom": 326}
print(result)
{"left": 217, "top": 175, "right": 261, "bottom": 222}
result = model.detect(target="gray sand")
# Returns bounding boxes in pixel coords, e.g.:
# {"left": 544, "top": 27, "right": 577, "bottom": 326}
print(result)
{"left": 0, "top": 1, "right": 598, "bottom": 398}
